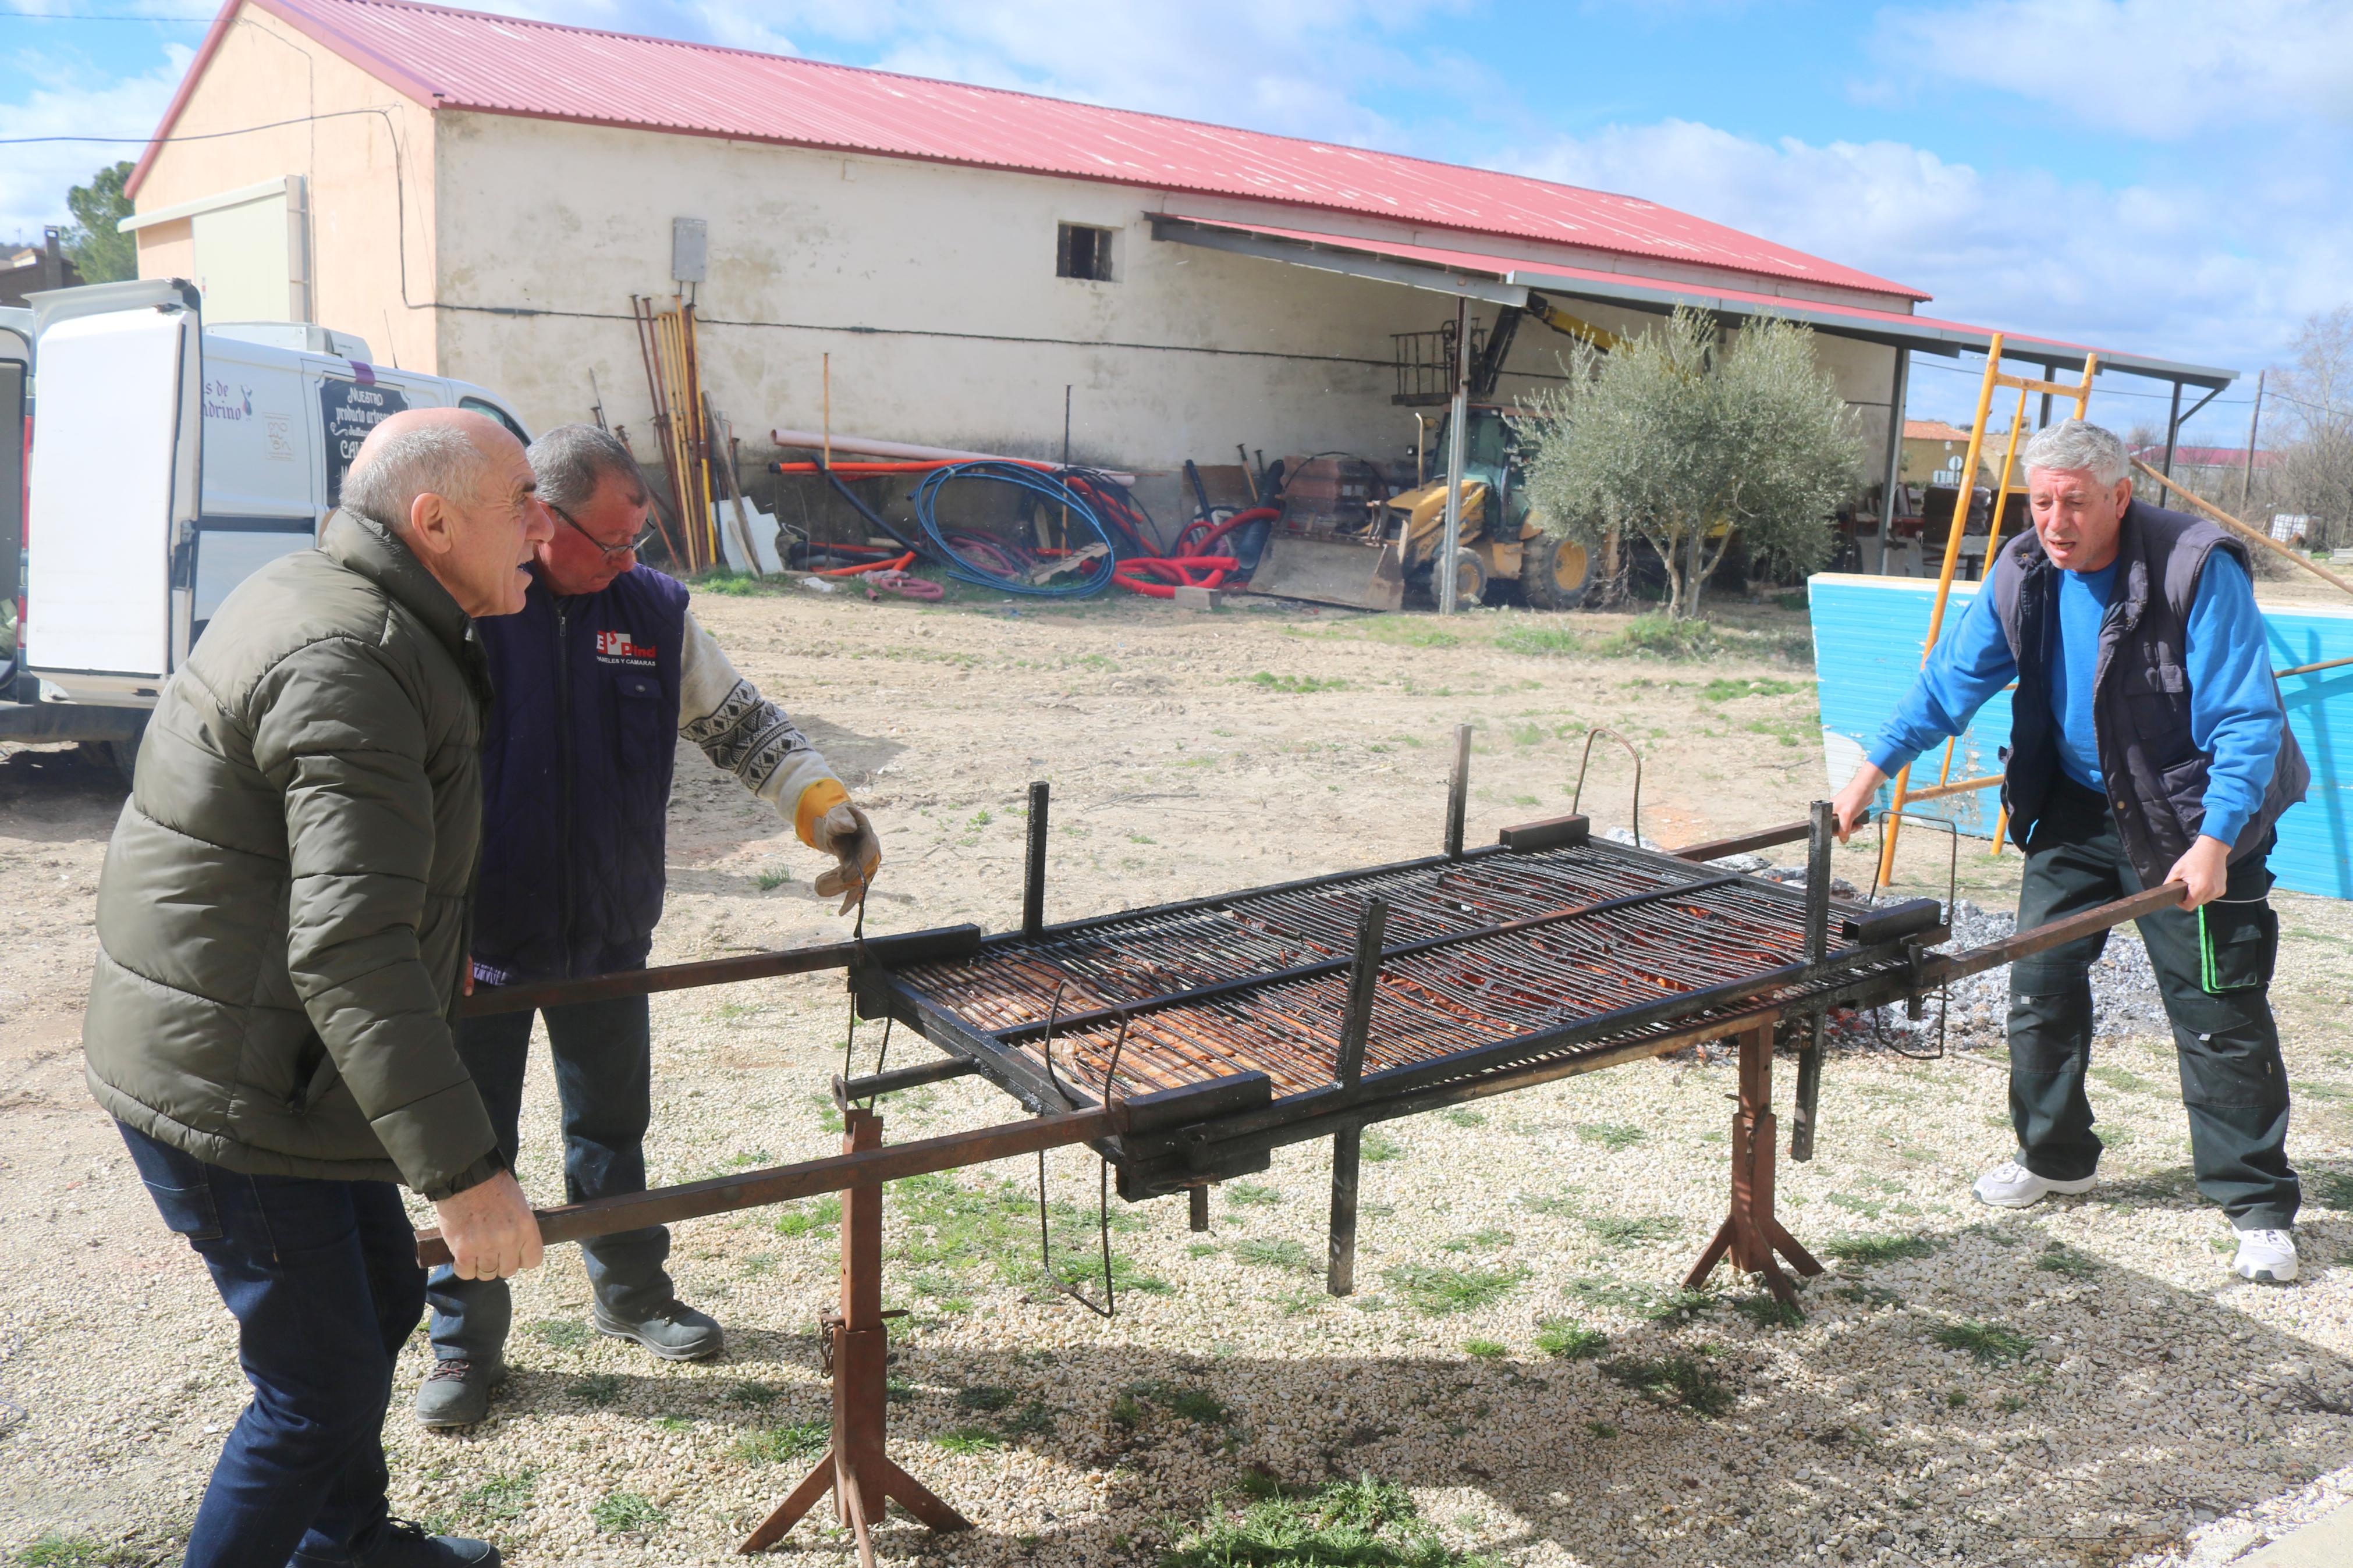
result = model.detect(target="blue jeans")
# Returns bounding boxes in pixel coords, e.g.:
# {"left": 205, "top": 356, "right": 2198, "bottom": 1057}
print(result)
{"left": 426, "top": 993, "right": 672, "bottom": 1361}
{"left": 118, "top": 1121, "right": 423, "bottom": 1568}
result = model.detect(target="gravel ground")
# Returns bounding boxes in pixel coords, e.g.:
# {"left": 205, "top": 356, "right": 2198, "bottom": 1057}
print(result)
{"left": 5, "top": 588, "right": 2351, "bottom": 1567}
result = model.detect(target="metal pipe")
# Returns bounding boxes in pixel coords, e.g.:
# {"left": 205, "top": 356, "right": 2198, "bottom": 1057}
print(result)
{"left": 1445, "top": 723, "right": 1472, "bottom": 858}
{"left": 462, "top": 925, "right": 981, "bottom": 1015}
{"left": 1878, "top": 347, "right": 1908, "bottom": 541}
{"left": 2241, "top": 371, "right": 2265, "bottom": 514}
{"left": 2162, "top": 379, "right": 2182, "bottom": 478}
{"left": 1327, "top": 1125, "right": 1361, "bottom": 1296}
{"left": 1438, "top": 296, "right": 1469, "bottom": 616}
{"left": 1791, "top": 801, "right": 1834, "bottom": 1162}
{"left": 1023, "top": 780, "right": 1049, "bottom": 940}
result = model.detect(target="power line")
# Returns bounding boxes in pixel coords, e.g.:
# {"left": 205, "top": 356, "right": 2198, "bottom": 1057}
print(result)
{"left": 0, "top": 10, "right": 212, "bottom": 18}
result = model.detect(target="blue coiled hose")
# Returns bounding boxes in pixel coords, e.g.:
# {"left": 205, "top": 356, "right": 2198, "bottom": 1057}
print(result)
{"left": 912, "top": 461, "right": 1118, "bottom": 598}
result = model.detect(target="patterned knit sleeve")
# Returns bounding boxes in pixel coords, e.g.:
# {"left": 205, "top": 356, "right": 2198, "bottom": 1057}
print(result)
{"left": 677, "top": 609, "right": 847, "bottom": 847}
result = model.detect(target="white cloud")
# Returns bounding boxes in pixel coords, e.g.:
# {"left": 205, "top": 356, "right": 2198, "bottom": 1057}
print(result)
{"left": 1512, "top": 117, "right": 2350, "bottom": 407}
{"left": 0, "top": 46, "right": 189, "bottom": 243}
{"left": 1871, "top": 0, "right": 2353, "bottom": 138}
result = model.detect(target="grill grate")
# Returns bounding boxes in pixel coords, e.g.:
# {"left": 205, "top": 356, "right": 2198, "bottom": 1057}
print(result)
{"left": 895, "top": 841, "right": 1882, "bottom": 1103}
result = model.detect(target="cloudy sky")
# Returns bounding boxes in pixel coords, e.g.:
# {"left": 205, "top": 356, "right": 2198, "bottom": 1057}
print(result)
{"left": 4, "top": 0, "right": 2344, "bottom": 442}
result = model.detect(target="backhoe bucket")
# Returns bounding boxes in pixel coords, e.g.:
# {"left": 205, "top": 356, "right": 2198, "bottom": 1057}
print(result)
{"left": 1237, "top": 533, "right": 1405, "bottom": 611}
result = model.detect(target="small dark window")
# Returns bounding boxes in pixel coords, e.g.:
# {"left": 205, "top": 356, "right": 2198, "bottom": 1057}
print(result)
{"left": 1056, "top": 223, "right": 1114, "bottom": 282}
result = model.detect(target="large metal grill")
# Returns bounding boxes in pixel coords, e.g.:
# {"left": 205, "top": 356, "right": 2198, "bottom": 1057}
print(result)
{"left": 871, "top": 819, "right": 1944, "bottom": 1194}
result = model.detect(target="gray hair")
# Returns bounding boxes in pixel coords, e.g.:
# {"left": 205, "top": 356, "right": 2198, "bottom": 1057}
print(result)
{"left": 2022, "top": 419, "right": 2130, "bottom": 486}
{"left": 342, "top": 424, "right": 492, "bottom": 532}
{"left": 528, "top": 423, "right": 648, "bottom": 513}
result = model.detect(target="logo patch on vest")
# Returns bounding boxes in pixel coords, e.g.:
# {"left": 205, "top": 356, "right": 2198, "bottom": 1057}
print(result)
{"left": 594, "top": 629, "right": 658, "bottom": 663}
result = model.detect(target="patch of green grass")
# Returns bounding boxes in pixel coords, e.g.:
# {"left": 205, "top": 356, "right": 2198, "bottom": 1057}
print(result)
{"left": 1732, "top": 1294, "right": 1805, "bottom": 1329}
{"left": 1933, "top": 1320, "right": 2036, "bottom": 1364}
{"left": 1109, "top": 1395, "right": 1145, "bottom": 1426}
{"left": 1383, "top": 1263, "right": 1530, "bottom": 1317}
{"left": 451, "top": 1467, "right": 540, "bottom": 1523}
{"left": 1589, "top": 613, "right": 1722, "bottom": 661}
{"left": 1127, "top": 1380, "right": 1234, "bottom": 1427}
{"left": 694, "top": 567, "right": 772, "bottom": 598}
{"left": 1000, "top": 1400, "right": 1056, "bottom": 1437}
{"left": 731, "top": 1420, "right": 827, "bottom": 1464}
{"left": 1534, "top": 1318, "right": 1608, "bottom": 1360}
{"left": 1600, "top": 1352, "right": 1737, "bottom": 1416}
{"left": 754, "top": 867, "right": 789, "bottom": 891}
{"left": 1699, "top": 676, "right": 1805, "bottom": 701}
{"left": 1581, "top": 1214, "right": 1680, "bottom": 1247}
{"left": 590, "top": 1491, "right": 666, "bottom": 1534}
{"left": 773, "top": 1193, "right": 842, "bottom": 1238}
{"left": 1440, "top": 1227, "right": 1516, "bottom": 1253}
{"left": 1231, "top": 1236, "right": 1317, "bottom": 1272}
{"left": 10, "top": 1538, "right": 150, "bottom": 1567}
{"left": 1440, "top": 1107, "right": 1487, "bottom": 1127}
{"left": 934, "top": 1425, "right": 1005, "bottom": 1455}
{"left": 889, "top": 1170, "right": 1159, "bottom": 1296}
{"left": 1584, "top": 1420, "right": 1619, "bottom": 1439}
{"left": 1360, "top": 1129, "right": 1405, "bottom": 1162}
{"left": 1518, "top": 1190, "right": 1580, "bottom": 1217}
{"left": 1224, "top": 1181, "right": 1282, "bottom": 1206}
{"left": 1250, "top": 671, "right": 1349, "bottom": 694}
{"left": 1997, "top": 1393, "right": 2028, "bottom": 1413}
{"left": 566, "top": 1374, "right": 622, "bottom": 1405}
{"left": 1463, "top": 1338, "right": 1510, "bottom": 1360}
{"left": 2089, "top": 1064, "right": 2156, "bottom": 1094}
{"left": 1574, "top": 1123, "right": 1646, "bottom": 1152}
{"left": 1188, "top": 1241, "right": 1222, "bottom": 1257}
{"left": 1165, "top": 1473, "right": 1497, "bottom": 1568}
{"left": 1946, "top": 1389, "right": 1971, "bottom": 1408}
{"left": 1822, "top": 1233, "right": 1940, "bottom": 1266}
{"left": 530, "top": 1318, "right": 588, "bottom": 1350}
{"left": 2035, "top": 1242, "right": 2101, "bottom": 1278}
{"left": 1564, "top": 1275, "right": 1716, "bottom": 1321}
{"left": 2314, "top": 1171, "right": 2353, "bottom": 1210}
{"left": 726, "top": 1381, "right": 780, "bottom": 1407}
{"left": 954, "top": 1385, "right": 1016, "bottom": 1413}
{"left": 1495, "top": 624, "right": 1584, "bottom": 658}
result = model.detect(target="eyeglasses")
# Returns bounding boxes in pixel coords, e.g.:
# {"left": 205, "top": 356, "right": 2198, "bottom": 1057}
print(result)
{"left": 548, "top": 500, "right": 652, "bottom": 564}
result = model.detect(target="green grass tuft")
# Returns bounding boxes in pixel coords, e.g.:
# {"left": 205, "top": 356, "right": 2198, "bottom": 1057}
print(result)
{"left": 2035, "top": 1243, "right": 2101, "bottom": 1278}
{"left": 1731, "top": 1294, "right": 1805, "bottom": 1329}
{"left": 590, "top": 1491, "right": 667, "bottom": 1534}
{"left": 1439, "top": 1227, "right": 1516, "bottom": 1253}
{"left": 1588, "top": 613, "right": 1723, "bottom": 661}
{"left": 1534, "top": 1318, "right": 1609, "bottom": 1359}
{"left": 1223, "top": 1181, "right": 1282, "bottom": 1206}
{"left": 1383, "top": 1263, "right": 1530, "bottom": 1317}
{"left": 1564, "top": 1275, "right": 1716, "bottom": 1321}
{"left": 530, "top": 1317, "right": 588, "bottom": 1350}
{"left": 1699, "top": 677, "right": 1804, "bottom": 701}
{"left": 1163, "top": 1473, "right": 1499, "bottom": 1568}
{"left": 1495, "top": 625, "right": 1584, "bottom": 658}
{"left": 730, "top": 1420, "right": 827, "bottom": 1464}
{"left": 954, "top": 1385, "right": 1016, "bottom": 1412}
{"left": 1250, "top": 671, "right": 1349, "bottom": 694}
{"left": 10, "top": 1537, "right": 152, "bottom": 1566}
{"left": 1360, "top": 1129, "right": 1406, "bottom": 1162}
{"left": 1128, "top": 1381, "right": 1232, "bottom": 1427}
{"left": 1822, "top": 1233, "right": 1940, "bottom": 1266}
{"left": 1463, "top": 1338, "right": 1509, "bottom": 1360}
{"left": 1231, "top": 1236, "right": 1317, "bottom": 1272}
{"left": 1933, "top": 1320, "right": 2036, "bottom": 1364}
{"left": 1600, "top": 1352, "right": 1737, "bottom": 1416}
{"left": 566, "top": 1374, "right": 621, "bottom": 1405}
{"left": 1574, "top": 1123, "right": 1646, "bottom": 1151}
{"left": 1581, "top": 1215, "right": 1681, "bottom": 1246}
{"left": 934, "top": 1425, "right": 1005, "bottom": 1455}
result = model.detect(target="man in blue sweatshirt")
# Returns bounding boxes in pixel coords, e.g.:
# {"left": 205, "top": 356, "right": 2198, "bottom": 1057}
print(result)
{"left": 1831, "top": 419, "right": 2308, "bottom": 1283}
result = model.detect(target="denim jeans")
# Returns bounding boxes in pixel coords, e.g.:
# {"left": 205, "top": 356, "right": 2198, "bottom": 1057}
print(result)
{"left": 427, "top": 993, "right": 672, "bottom": 1362}
{"left": 2008, "top": 778, "right": 2299, "bottom": 1229}
{"left": 118, "top": 1121, "right": 423, "bottom": 1567}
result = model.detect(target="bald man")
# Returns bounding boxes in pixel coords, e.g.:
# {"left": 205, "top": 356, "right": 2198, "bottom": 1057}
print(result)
{"left": 86, "top": 408, "right": 554, "bottom": 1568}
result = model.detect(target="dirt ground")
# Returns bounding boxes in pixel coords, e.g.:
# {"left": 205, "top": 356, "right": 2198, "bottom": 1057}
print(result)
{"left": 3, "top": 585, "right": 2350, "bottom": 1567}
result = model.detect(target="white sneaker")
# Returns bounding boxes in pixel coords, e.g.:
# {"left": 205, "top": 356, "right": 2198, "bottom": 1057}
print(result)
{"left": 2231, "top": 1228, "right": 2298, "bottom": 1283}
{"left": 1972, "top": 1157, "right": 2097, "bottom": 1208}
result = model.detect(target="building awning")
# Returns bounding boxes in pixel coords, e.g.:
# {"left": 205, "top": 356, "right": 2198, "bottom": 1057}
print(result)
{"left": 1148, "top": 214, "right": 2236, "bottom": 391}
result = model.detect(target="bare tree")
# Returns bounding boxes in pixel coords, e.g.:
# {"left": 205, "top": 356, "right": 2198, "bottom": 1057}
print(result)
{"left": 2270, "top": 306, "right": 2353, "bottom": 550}
{"left": 1515, "top": 308, "right": 1864, "bottom": 618}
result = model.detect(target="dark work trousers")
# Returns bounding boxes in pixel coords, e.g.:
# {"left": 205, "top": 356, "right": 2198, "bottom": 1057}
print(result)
{"left": 2008, "top": 777, "right": 2299, "bottom": 1229}
{"left": 427, "top": 992, "right": 672, "bottom": 1362}
{"left": 118, "top": 1121, "right": 423, "bottom": 1568}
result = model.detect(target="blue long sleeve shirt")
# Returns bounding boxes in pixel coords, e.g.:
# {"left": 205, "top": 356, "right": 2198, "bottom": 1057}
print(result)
{"left": 1866, "top": 552, "right": 2282, "bottom": 846}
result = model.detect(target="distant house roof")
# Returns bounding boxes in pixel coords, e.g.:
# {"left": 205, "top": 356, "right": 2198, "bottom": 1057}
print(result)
{"left": 1904, "top": 420, "right": 1974, "bottom": 442}
{"left": 132, "top": 0, "right": 1930, "bottom": 305}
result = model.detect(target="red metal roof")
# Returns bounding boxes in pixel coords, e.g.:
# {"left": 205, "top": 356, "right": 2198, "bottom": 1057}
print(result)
{"left": 132, "top": 0, "right": 1929, "bottom": 304}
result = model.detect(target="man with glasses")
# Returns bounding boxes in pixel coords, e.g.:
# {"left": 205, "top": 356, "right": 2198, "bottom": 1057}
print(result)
{"left": 416, "top": 424, "right": 882, "bottom": 1426}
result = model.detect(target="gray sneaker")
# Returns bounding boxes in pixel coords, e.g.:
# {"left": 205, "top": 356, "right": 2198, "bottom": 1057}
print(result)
{"left": 413, "top": 1357, "right": 506, "bottom": 1428}
{"left": 592, "top": 1299, "right": 724, "bottom": 1361}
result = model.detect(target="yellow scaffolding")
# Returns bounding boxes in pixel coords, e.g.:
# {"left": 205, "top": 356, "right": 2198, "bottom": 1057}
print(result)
{"left": 1873, "top": 335, "right": 2098, "bottom": 893}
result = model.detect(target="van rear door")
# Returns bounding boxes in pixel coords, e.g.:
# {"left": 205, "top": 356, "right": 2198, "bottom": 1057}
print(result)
{"left": 24, "top": 280, "right": 202, "bottom": 705}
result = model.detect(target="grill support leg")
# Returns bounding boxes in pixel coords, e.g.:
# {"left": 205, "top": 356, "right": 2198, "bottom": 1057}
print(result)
{"left": 740, "top": 1109, "right": 970, "bottom": 1558}
{"left": 1190, "top": 1184, "right": 1210, "bottom": 1233}
{"left": 1022, "top": 781, "right": 1049, "bottom": 940}
{"left": 1327, "top": 1124, "right": 1361, "bottom": 1296}
{"left": 1683, "top": 1021, "right": 1823, "bottom": 1309}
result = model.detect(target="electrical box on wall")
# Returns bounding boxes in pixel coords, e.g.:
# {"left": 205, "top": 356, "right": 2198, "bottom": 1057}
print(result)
{"left": 672, "top": 217, "right": 708, "bottom": 285}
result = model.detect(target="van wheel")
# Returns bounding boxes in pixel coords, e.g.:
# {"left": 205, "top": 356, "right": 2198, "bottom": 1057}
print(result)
{"left": 1524, "top": 535, "right": 1591, "bottom": 610}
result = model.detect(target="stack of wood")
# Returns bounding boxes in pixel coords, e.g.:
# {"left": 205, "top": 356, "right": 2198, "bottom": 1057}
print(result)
{"left": 629, "top": 294, "right": 720, "bottom": 571}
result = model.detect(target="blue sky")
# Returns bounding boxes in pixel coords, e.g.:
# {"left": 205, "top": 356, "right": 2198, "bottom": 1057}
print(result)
{"left": 4, "top": 0, "right": 2347, "bottom": 445}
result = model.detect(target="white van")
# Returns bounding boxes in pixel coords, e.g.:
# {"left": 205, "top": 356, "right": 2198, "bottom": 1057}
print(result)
{"left": 1, "top": 278, "right": 533, "bottom": 766}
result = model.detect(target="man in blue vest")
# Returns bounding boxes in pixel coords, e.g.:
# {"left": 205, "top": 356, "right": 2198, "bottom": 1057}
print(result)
{"left": 416, "top": 425, "right": 881, "bottom": 1426}
{"left": 1832, "top": 419, "right": 2308, "bottom": 1284}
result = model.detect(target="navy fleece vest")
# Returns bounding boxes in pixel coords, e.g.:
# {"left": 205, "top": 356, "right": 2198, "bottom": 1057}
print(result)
{"left": 1988, "top": 500, "right": 2309, "bottom": 886}
{"left": 471, "top": 564, "right": 688, "bottom": 984}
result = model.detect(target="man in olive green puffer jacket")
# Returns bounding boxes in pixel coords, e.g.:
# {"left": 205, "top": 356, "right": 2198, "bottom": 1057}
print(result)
{"left": 86, "top": 408, "right": 553, "bottom": 1568}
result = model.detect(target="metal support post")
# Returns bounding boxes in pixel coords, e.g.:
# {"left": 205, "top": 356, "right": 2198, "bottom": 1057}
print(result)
{"left": 1438, "top": 296, "right": 1470, "bottom": 616}
{"left": 1444, "top": 724, "right": 1471, "bottom": 858}
{"left": 1876, "top": 347, "right": 1910, "bottom": 541}
{"left": 2162, "top": 380, "right": 2183, "bottom": 479}
{"left": 1189, "top": 1184, "right": 1210, "bottom": 1233}
{"left": 1328, "top": 896, "right": 1387, "bottom": 1296}
{"left": 1791, "top": 801, "right": 1833, "bottom": 1162}
{"left": 740, "top": 1109, "right": 968, "bottom": 1559}
{"left": 1023, "top": 781, "right": 1049, "bottom": 941}
{"left": 1685, "top": 1021, "right": 1823, "bottom": 1308}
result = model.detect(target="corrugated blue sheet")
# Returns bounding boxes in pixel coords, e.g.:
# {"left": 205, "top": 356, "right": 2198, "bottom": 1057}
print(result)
{"left": 1809, "top": 573, "right": 2353, "bottom": 900}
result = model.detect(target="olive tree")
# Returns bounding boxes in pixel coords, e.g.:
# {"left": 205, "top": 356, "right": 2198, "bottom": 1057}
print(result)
{"left": 1517, "top": 307, "right": 1864, "bottom": 617}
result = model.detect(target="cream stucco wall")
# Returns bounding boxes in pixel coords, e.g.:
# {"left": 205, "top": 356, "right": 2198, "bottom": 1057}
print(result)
{"left": 132, "top": 3, "right": 438, "bottom": 372}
